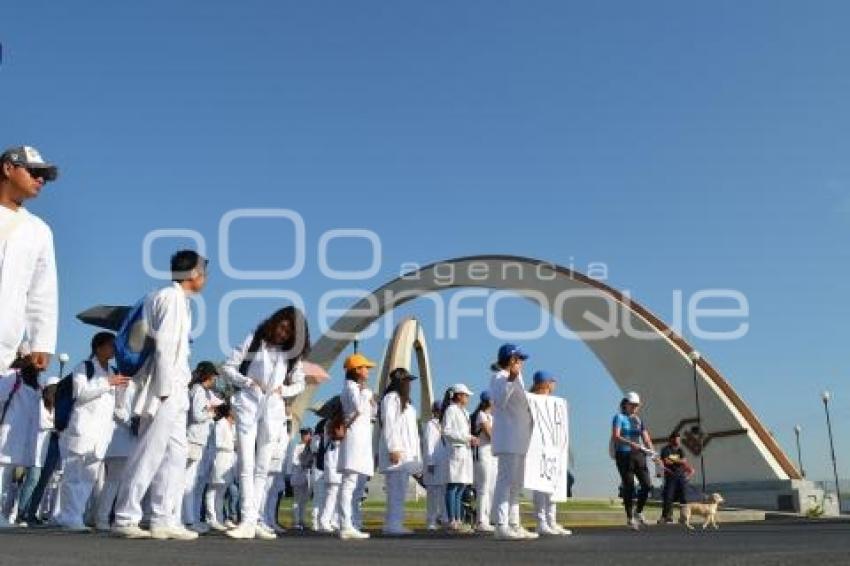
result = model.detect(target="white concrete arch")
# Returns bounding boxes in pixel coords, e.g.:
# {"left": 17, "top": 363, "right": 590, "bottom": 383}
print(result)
{"left": 292, "top": 255, "right": 799, "bottom": 484}
{"left": 375, "top": 317, "right": 435, "bottom": 425}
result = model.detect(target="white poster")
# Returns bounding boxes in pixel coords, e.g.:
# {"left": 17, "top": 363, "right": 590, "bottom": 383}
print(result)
{"left": 523, "top": 393, "right": 569, "bottom": 501}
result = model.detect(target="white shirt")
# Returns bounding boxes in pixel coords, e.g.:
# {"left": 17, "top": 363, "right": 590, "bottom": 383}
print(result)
{"left": 489, "top": 369, "right": 533, "bottom": 456}
{"left": 378, "top": 391, "right": 422, "bottom": 474}
{"left": 63, "top": 359, "right": 116, "bottom": 459}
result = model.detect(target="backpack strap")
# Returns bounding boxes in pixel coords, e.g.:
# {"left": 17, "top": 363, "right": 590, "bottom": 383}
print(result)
{"left": 85, "top": 360, "right": 96, "bottom": 380}
{"left": 0, "top": 373, "right": 23, "bottom": 426}
{"left": 238, "top": 334, "right": 264, "bottom": 377}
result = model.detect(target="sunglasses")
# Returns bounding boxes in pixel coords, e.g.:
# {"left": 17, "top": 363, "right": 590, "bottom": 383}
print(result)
{"left": 19, "top": 165, "right": 56, "bottom": 182}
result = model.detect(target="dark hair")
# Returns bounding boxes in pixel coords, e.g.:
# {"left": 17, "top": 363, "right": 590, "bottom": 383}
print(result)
{"left": 190, "top": 362, "right": 218, "bottom": 387}
{"left": 619, "top": 399, "right": 629, "bottom": 413}
{"left": 469, "top": 398, "right": 491, "bottom": 436}
{"left": 214, "top": 402, "right": 232, "bottom": 421}
{"left": 669, "top": 432, "right": 680, "bottom": 441}
{"left": 379, "top": 368, "right": 413, "bottom": 427}
{"left": 345, "top": 369, "right": 360, "bottom": 382}
{"left": 253, "top": 306, "right": 311, "bottom": 360}
{"left": 90, "top": 332, "right": 115, "bottom": 358}
{"left": 171, "top": 250, "right": 207, "bottom": 282}
{"left": 439, "top": 387, "right": 455, "bottom": 426}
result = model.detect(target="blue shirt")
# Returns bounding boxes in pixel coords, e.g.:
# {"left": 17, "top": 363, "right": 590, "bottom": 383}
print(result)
{"left": 612, "top": 413, "right": 645, "bottom": 453}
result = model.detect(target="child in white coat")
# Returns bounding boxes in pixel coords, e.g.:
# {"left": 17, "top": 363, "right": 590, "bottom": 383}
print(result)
{"left": 223, "top": 306, "right": 308, "bottom": 541}
{"left": 0, "top": 355, "right": 42, "bottom": 527}
{"left": 378, "top": 368, "right": 422, "bottom": 535}
{"left": 182, "top": 361, "right": 220, "bottom": 533}
{"left": 471, "top": 391, "right": 497, "bottom": 532}
{"left": 290, "top": 428, "right": 314, "bottom": 530}
{"left": 54, "top": 333, "right": 129, "bottom": 532}
{"left": 317, "top": 418, "right": 342, "bottom": 533}
{"left": 422, "top": 401, "right": 447, "bottom": 531}
{"left": 207, "top": 403, "right": 237, "bottom": 531}
{"left": 441, "top": 384, "right": 478, "bottom": 534}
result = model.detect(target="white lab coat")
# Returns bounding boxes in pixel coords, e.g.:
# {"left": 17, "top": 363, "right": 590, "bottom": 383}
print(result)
{"left": 212, "top": 418, "right": 236, "bottom": 485}
{"left": 422, "top": 418, "right": 447, "bottom": 486}
{"left": 61, "top": 360, "right": 116, "bottom": 460}
{"left": 442, "top": 403, "right": 473, "bottom": 485}
{"left": 186, "top": 384, "right": 215, "bottom": 460}
{"left": 337, "top": 380, "right": 374, "bottom": 477}
{"left": 322, "top": 436, "right": 342, "bottom": 485}
{"left": 132, "top": 283, "right": 193, "bottom": 419}
{"left": 105, "top": 381, "right": 137, "bottom": 459}
{"left": 378, "top": 392, "right": 422, "bottom": 475}
{"left": 489, "top": 369, "right": 533, "bottom": 456}
{"left": 0, "top": 370, "right": 41, "bottom": 466}
{"left": 0, "top": 207, "right": 58, "bottom": 372}
{"left": 34, "top": 398, "right": 55, "bottom": 467}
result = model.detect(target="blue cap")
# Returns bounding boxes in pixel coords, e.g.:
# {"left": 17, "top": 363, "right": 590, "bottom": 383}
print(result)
{"left": 533, "top": 370, "right": 557, "bottom": 384}
{"left": 480, "top": 391, "right": 491, "bottom": 403}
{"left": 497, "top": 343, "right": 529, "bottom": 363}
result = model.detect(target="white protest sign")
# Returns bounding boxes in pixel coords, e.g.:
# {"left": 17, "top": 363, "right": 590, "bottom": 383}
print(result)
{"left": 523, "top": 393, "right": 569, "bottom": 501}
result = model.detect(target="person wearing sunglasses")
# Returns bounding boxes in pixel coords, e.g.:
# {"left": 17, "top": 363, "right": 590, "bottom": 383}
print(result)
{"left": 0, "top": 146, "right": 59, "bottom": 375}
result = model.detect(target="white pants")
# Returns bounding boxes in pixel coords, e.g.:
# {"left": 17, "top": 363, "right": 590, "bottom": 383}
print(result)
{"left": 292, "top": 481, "right": 310, "bottom": 526}
{"left": 320, "top": 481, "right": 340, "bottom": 529}
{"left": 182, "top": 444, "right": 213, "bottom": 525}
{"left": 262, "top": 471, "right": 285, "bottom": 527}
{"left": 96, "top": 457, "right": 126, "bottom": 526}
{"left": 311, "top": 476, "right": 325, "bottom": 529}
{"left": 383, "top": 471, "right": 408, "bottom": 530}
{"left": 236, "top": 418, "right": 276, "bottom": 526}
{"left": 54, "top": 451, "right": 101, "bottom": 527}
{"left": 494, "top": 453, "right": 525, "bottom": 528}
{"left": 338, "top": 472, "right": 364, "bottom": 531}
{"left": 114, "top": 395, "right": 188, "bottom": 528}
{"left": 533, "top": 491, "right": 558, "bottom": 528}
{"left": 206, "top": 484, "right": 227, "bottom": 525}
{"left": 425, "top": 484, "right": 446, "bottom": 526}
{"left": 475, "top": 454, "right": 497, "bottom": 526}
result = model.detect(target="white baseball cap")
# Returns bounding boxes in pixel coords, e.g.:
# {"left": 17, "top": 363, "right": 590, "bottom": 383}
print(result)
{"left": 624, "top": 391, "right": 641, "bottom": 405}
{"left": 452, "top": 383, "right": 473, "bottom": 396}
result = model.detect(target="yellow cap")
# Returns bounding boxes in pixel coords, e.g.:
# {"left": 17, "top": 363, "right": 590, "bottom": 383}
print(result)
{"left": 343, "top": 353, "right": 377, "bottom": 371}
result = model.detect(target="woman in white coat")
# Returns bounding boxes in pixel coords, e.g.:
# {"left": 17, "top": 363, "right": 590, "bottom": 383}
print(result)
{"left": 441, "top": 384, "right": 478, "bottom": 533}
{"left": 0, "top": 355, "right": 42, "bottom": 527}
{"left": 422, "top": 401, "right": 447, "bottom": 531}
{"left": 181, "top": 361, "right": 220, "bottom": 533}
{"left": 95, "top": 378, "right": 138, "bottom": 530}
{"left": 54, "top": 333, "right": 129, "bottom": 531}
{"left": 223, "top": 306, "right": 308, "bottom": 540}
{"left": 337, "top": 353, "right": 377, "bottom": 540}
{"left": 490, "top": 343, "right": 537, "bottom": 541}
{"left": 378, "top": 368, "right": 422, "bottom": 535}
{"left": 471, "top": 391, "right": 497, "bottom": 532}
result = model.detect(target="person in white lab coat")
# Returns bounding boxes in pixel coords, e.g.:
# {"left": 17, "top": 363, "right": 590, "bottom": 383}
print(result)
{"left": 490, "top": 343, "right": 537, "bottom": 541}
{"left": 54, "top": 333, "right": 130, "bottom": 532}
{"left": 206, "top": 403, "right": 236, "bottom": 531}
{"left": 471, "top": 391, "right": 497, "bottom": 532}
{"left": 337, "top": 353, "right": 377, "bottom": 540}
{"left": 378, "top": 368, "right": 422, "bottom": 535}
{"left": 95, "top": 378, "right": 138, "bottom": 531}
{"left": 181, "top": 361, "right": 220, "bottom": 533}
{"left": 0, "top": 354, "right": 42, "bottom": 527}
{"left": 441, "top": 384, "right": 478, "bottom": 534}
{"left": 422, "top": 401, "right": 447, "bottom": 531}
{"left": 290, "top": 428, "right": 314, "bottom": 530}
{"left": 0, "top": 146, "right": 59, "bottom": 375}
{"left": 223, "top": 306, "right": 309, "bottom": 540}
{"left": 112, "top": 250, "right": 208, "bottom": 541}
{"left": 528, "top": 371, "right": 571, "bottom": 536}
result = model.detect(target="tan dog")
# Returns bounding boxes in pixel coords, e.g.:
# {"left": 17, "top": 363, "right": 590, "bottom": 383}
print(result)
{"left": 679, "top": 493, "right": 724, "bottom": 530}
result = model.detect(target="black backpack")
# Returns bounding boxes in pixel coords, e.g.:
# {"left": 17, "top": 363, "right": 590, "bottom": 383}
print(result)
{"left": 54, "top": 360, "right": 96, "bottom": 432}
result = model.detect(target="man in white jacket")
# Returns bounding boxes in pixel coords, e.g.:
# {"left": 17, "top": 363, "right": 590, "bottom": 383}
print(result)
{"left": 0, "top": 146, "right": 59, "bottom": 374}
{"left": 112, "top": 250, "right": 207, "bottom": 540}
{"left": 489, "top": 343, "right": 538, "bottom": 541}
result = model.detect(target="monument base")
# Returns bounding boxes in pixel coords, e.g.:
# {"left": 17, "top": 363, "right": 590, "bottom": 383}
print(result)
{"left": 705, "top": 479, "right": 840, "bottom": 516}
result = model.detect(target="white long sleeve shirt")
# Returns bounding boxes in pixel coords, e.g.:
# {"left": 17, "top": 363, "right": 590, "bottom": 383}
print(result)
{"left": 62, "top": 359, "right": 116, "bottom": 459}
{"left": 378, "top": 391, "right": 422, "bottom": 474}
{"left": 489, "top": 369, "right": 533, "bottom": 456}
{"left": 0, "top": 207, "right": 58, "bottom": 371}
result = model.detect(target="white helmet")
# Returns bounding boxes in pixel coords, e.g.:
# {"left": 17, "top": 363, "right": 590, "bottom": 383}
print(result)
{"left": 624, "top": 391, "right": 641, "bottom": 405}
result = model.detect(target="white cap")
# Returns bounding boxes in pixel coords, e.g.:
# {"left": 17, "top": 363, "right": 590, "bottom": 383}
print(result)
{"left": 624, "top": 391, "right": 641, "bottom": 405}
{"left": 38, "top": 374, "right": 60, "bottom": 388}
{"left": 452, "top": 383, "right": 473, "bottom": 396}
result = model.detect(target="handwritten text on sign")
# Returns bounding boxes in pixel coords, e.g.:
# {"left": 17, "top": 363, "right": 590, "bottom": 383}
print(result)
{"left": 524, "top": 393, "right": 569, "bottom": 501}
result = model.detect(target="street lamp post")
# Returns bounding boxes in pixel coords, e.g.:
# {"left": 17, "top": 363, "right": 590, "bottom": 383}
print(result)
{"left": 822, "top": 391, "right": 842, "bottom": 513}
{"left": 794, "top": 424, "right": 805, "bottom": 479}
{"left": 689, "top": 350, "right": 706, "bottom": 493}
{"left": 58, "top": 352, "right": 69, "bottom": 379}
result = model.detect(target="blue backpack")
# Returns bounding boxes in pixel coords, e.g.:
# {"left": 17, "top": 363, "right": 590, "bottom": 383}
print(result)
{"left": 114, "top": 298, "right": 154, "bottom": 377}
{"left": 54, "top": 360, "right": 95, "bottom": 432}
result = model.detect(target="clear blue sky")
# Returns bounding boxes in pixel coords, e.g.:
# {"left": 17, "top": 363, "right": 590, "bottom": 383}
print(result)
{"left": 3, "top": 1, "right": 849, "bottom": 495}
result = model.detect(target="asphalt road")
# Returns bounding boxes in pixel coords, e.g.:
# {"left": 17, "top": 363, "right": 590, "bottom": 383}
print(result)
{"left": 0, "top": 521, "right": 847, "bottom": 566}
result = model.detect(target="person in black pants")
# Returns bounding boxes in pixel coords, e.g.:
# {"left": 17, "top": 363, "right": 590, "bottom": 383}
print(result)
{"left": 611, "top": 391, "right": 654, "bottom": 531}
{"left": 658, "top": 433, "right": 694, "bottom": 524}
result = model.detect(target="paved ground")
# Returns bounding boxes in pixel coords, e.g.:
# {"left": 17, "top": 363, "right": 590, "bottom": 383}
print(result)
{"left": 1, "top": 521, "right": 848, "bottom": 566}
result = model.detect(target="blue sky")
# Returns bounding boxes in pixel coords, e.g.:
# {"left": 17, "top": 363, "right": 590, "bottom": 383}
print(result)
{"left": 3, "top": 1, "right": 849, "bottom": 495}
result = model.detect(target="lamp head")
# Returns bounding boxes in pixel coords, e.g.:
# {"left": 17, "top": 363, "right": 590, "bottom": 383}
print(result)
{"left": 688, "top": 350, "right": 701, "bottom": 363}
{"left": 58, "top": 353, "right": 70, "bottom": 364}
{"left": 822, "top": 390, "right": 832, "bottom": 403}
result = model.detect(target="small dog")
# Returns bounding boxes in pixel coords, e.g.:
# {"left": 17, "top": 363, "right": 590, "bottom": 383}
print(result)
{"left": 679, "top": 493, "right": 724, "bottom": 530}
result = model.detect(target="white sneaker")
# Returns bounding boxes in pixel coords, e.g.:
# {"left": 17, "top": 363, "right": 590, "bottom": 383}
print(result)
{"left": 151, "top": 525, "right": 199, "bottom": 540}
{"left": 636, "top": 512, "right": 648, "bottom": 526}
{"left": 207, "top": 520, "right": 227, "bottom": 532}
{"left": 225, "top": 523, "right": 257, "bottom": 539}
{"left": 536, "top": 523, "right": 559, "bottom": 536}
{"left": 628, "top": 517, "right": 640, "bottom": 531}
{"left": 188, "top": 522, "right": 210, "bottom": 534}
{"left": 476, "top": 523, "right": 495, "bottom": 533}
{"left": 552, "top": 524, "right": 572, "bottom": 536}
{"left": 514, "top": 525, "right": 539, "bottom": 540}
{"left": 339, "top": 528, "right": 370, "bottom": 540}
{"left": 255, "top": 523, "right": 278, "bottom": 540}
{"left": 224, "top": 520, "right": 237, "bottom": 529}
{"left": 111, "top": 525, "right": 152, "bottom": 539}
{"left": 494, "top": 525, "right": 523, "bottom": 540}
